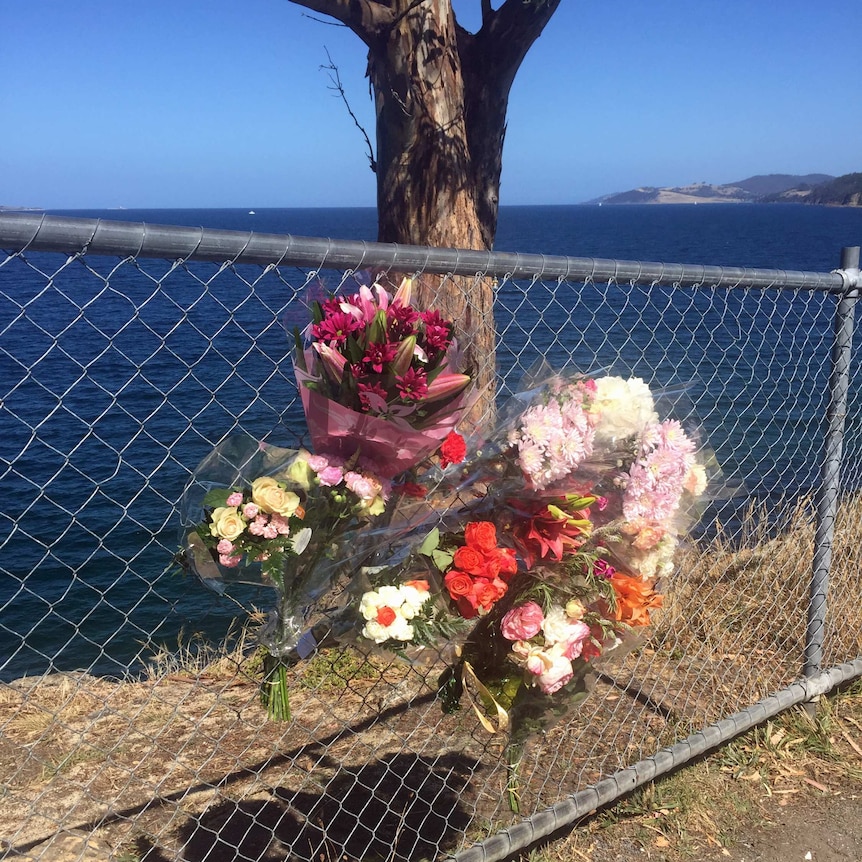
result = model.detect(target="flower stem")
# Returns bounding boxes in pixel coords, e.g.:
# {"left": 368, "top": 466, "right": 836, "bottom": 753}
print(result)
{"left": 506, "top": 743, "right": 523, "bottom": 814}
{"left": 260, "top": 651, "right": 291, "bottom": 721}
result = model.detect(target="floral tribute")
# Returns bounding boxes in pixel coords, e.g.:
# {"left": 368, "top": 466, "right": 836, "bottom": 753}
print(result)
{"left": 182, "top": 278, "right": 472, "bottom": 720}
{"left": 342, "top": 370, "right": 709, "bottom": 810}
{"left": 181, "top": 274, "right": 713, "bottom": 809}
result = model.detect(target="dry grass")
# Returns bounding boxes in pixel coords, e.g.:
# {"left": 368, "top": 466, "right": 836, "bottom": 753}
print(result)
{"left": 658, "top": 494, "right": 862, "bottom": 687}
{"left": 519, "top": 679, "right": 862, "bottom": 862}
{"left": 3, "top": 494, "right": 862, "bottom": 860}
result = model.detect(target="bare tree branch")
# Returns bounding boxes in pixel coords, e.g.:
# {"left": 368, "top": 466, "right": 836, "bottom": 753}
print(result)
{"left": 321, "top": 48, "right": 377, "bottom": 174}
{"left": 287, "top": 0, "right": 394, "bottom": 45}
{"left": 474, "top": 0, "right": 562, "bottom": 85}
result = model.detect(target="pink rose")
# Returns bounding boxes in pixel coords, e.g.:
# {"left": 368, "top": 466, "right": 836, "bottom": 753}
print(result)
{"left": 226, "top": 491, "right": 244, "bottom": 507}
{"left": 216, "top": 539, "right": 234, "bottom": 554}
{"left": 500, "top": 601, "right": 545, "bottom": 641}
{"left": 536, "top": 653, "right": 574, "bottom": 694}
{"left": 560, "top": 620, "right": 591, "bottom": 660}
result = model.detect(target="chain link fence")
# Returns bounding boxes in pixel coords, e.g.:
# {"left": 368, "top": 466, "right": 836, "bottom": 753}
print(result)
{"left": 1, "top": 212, "right": 861, "bottom": 861}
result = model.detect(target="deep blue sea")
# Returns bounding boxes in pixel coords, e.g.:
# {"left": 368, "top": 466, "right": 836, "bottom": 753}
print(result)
{"left": 2, "top": 203, "right": 862, "bottom": 681}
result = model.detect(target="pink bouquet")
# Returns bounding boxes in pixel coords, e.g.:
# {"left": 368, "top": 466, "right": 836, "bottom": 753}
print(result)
{"left": 293, "top": 278, "right": 473, "bottom": 478}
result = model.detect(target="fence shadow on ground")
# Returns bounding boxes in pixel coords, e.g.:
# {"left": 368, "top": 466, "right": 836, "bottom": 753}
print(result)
{"left": 135, "top": 752, "right": 480, "bottom": 862}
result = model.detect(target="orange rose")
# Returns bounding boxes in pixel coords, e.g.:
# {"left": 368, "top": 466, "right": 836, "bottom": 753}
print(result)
{"left": 475, "top": 577, "right": 508, "bottom": 611}
{"left": 376, "top": 606, "right": 397, "bottom": 626}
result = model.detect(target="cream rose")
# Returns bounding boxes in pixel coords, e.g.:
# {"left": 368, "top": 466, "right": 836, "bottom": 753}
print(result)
{"left": 251, "top": 476, "right": 301, "bottom": 517}
{"left": 209, "top": 506, "right": 246, "bottom": 541}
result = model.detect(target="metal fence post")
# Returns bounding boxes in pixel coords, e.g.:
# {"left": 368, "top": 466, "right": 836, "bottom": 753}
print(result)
{"left": 804, "top": 246, "right": 861, "bottom": 714}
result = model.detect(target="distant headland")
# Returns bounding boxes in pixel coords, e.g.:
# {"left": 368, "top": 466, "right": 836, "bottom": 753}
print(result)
{"left": 589, "top": 173, "right": 862, "bottom": 206}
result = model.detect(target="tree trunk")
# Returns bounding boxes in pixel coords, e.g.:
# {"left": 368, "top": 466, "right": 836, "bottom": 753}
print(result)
{"left": 286, "top": 0, "right": 562, "bottom": 430}
{"left": 369, "top": 1, "right": 497, "bottom": 429}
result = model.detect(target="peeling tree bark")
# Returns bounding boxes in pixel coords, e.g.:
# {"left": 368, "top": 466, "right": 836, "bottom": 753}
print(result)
{"left": 287, "top": 0, "right": 561, "bottom": 427}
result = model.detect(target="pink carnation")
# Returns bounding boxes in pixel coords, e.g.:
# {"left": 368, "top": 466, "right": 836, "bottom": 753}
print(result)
{"left": 270, "top": 513, "right": 291, "bottom": 536}
{"left": 248, "top": 515, "right": 268, "bottom": 537}
{"left": 226, "top": 492, "right": 244, "bottom": 507}
{"left": 318, "top": 465, "right": 344, "bottom": 487}
{"left": 306, "top": 455, "right": 330, "bottom": 473}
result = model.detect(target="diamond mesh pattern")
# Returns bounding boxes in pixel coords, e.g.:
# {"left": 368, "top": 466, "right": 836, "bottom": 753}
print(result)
{"left": 1, "top": 222, "right": 860, "bottom": 861}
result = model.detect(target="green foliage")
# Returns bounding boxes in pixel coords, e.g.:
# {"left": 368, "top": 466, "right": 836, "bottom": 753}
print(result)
{"left": 202, "top": 487, "right": 232, "bottom": 509}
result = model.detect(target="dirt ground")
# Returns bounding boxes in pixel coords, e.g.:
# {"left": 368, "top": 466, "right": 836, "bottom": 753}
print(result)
{"left": 579, "top": 791, "right": 862, "bottom": 862}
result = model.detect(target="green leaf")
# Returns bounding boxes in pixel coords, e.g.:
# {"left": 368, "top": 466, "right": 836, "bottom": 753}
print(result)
{"left": 432, "top": 548, "right": 454, "bottom": 571}
{"left": 344, "top": 335, "right": 365, "bottom": 365}
{"left": 203, "top": 488, "right": 232, "bottom": 509}
{"left": 293, "top": 327, "right": 307, "bottom": 372}
{"left": 417, "top": 528, "right": 440, "bottom": 557}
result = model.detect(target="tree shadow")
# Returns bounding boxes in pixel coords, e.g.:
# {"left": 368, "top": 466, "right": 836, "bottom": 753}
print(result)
{"left": 137, "top": 751, "right": 481, "bottom": 862}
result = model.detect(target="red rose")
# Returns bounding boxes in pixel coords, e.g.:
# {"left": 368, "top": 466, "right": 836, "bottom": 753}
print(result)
{"left": 444, "top": 569, "right": 474, "bottom": 599}
{"left": 464, "top": 521, "right": 498, "bottom": 553}
{"left": 453, "top": 545, "right": 485, "bottom": 576}
{"left": 439, "top": 432, "right": 467, "bottom": 468}
{"left": 496, "top": 547, "right": 518, "bottom": 578}
{"left": 455, "top": 596, "right": 478, "bottom": 619}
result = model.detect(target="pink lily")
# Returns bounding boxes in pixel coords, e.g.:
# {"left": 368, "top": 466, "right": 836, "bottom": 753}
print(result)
{"left": 390, "top": 335, "right": 417, "bottom": 377}
{"left": 313, "top": 341, "right": 348, "bottom": 381}
{"left": 417, "top": 372, "right": 470, "bottom": 404}
{"left": 392, "top": 276, "right": 413, "bottom": 307}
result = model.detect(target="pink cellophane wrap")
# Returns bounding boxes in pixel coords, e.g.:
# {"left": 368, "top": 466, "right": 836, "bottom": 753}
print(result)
{"left": 296, "top": 364, "right": 469, "bottom": 479}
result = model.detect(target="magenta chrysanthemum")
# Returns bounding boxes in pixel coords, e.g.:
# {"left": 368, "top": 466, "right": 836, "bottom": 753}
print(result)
{"left": 362, "top": 341, "right": 399, "bottom": 374}
{"left": 312, "top": 311, "right": 361, "bottom": 345}
{"left": 396, "top": 367, "right": 428, "bottom": 401}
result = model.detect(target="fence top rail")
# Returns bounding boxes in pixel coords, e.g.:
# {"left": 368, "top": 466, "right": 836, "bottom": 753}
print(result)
{"left": 0, "top": 211, "right": 852, "bottom": 293}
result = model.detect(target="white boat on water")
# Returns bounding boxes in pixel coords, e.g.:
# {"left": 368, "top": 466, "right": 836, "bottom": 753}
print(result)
{"left": 248, "top": 210, "right": 256, "bottom": 215}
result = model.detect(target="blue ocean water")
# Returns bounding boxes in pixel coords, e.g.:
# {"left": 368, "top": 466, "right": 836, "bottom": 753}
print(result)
{"left": 2, "top": 203, "right": 862, "bottom": 681}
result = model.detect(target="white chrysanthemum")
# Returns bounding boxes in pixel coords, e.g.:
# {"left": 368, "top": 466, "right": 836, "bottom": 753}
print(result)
{"left": 376, "top": 585, "right": 403, "bottom": 606}
{"left": 592, "top": 376, "right": 658, "bottom": 443}
{"left": 361, "top": 620, "right": 389, "bottom": 643}
{"left": 400, "top": 584, "right": 431, "bottom": 610}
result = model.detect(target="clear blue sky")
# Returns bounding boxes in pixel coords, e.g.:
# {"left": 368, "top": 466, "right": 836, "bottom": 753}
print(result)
{"left": 3, "top": 0, "right": 860, "bottom": 209}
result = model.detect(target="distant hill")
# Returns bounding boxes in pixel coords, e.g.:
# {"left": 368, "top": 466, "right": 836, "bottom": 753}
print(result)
{"left": 590, "top": 173, "right": 840, "bottom": 205}
{"left": 804, "top": 173, "right": 862, "bottom": 206}
{"left": 729, "top": 174, "right": 834, "bottom": 196}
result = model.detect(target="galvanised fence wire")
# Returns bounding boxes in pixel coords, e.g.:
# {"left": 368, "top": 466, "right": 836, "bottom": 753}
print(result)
{"left": 1, "top": 211, "right": 861, "bottom": 861}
